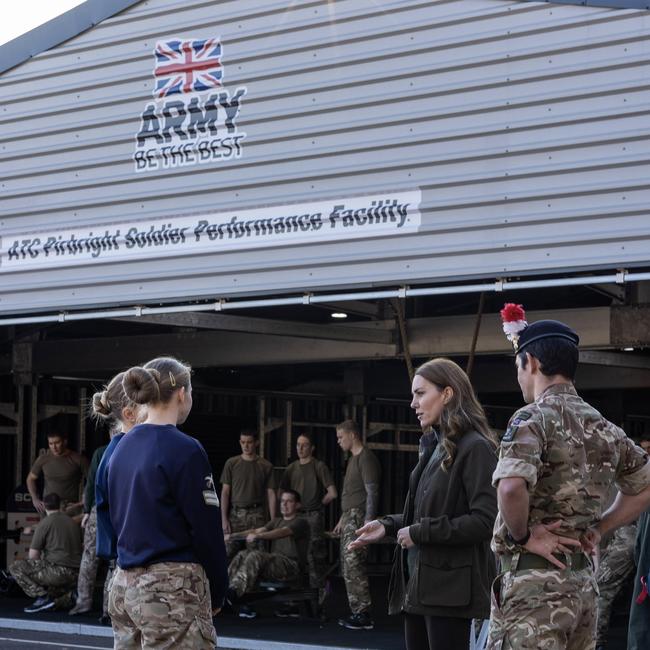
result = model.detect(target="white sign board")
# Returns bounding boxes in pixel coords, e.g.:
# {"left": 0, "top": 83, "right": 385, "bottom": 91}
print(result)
{"left": 0, "top": 191, "right": 422, "bottom": 273}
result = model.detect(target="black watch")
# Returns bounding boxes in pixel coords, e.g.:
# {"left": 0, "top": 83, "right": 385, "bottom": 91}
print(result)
{"left": 506, "top": 528, "right": 531, "bottom": 546}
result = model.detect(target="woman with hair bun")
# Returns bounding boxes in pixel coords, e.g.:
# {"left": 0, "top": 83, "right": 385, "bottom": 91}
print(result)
{"left": 351, "top": 358, "right": 498, "bottom": 650}
{"left": 106, "top": 357, "right": 227, "bottom": 649}
{"left": 78, "top": 371, "right": 140, "bottom": 622}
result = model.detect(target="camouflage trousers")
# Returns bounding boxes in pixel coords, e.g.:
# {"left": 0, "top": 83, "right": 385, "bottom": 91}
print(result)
{"left": 228, "top": 549, "right": 299, "bottom": 597}
{"left": 340, "top": 508, "right": 371, "bottom": 614}
{"left": 74, "top": 506, "right": 99, "bottom": 610}
{"left": 108, "top": 562, "right": 216, "bottom": 650}
{"left": 596, "top": 523, "right": 636, "bottom": 644}
{"left": 225, "top": 505, "right": 266, "bottom": 558}
{"left": 302, "top": 509, "right": 326, "bottom": 591}
{"left": 487, "top": 563, "right": 598, "bottom": 649}
{"left": 9, "top": 558, "right": 78, "bottom": 609}
{"left": 103, "top": 562, "right": 114, "bottom": 617}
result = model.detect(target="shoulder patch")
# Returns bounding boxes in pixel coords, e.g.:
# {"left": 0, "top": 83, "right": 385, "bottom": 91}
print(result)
{"left": 203, "top": 474, "right": 220, "bottom": 507}
{"left": 501, "top": 411, "right": 533, "bottom": 443}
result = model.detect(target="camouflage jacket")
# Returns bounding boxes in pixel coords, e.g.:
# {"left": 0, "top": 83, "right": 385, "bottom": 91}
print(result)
{"left": 492, "top": 383, "right": 650, "bottom": 555}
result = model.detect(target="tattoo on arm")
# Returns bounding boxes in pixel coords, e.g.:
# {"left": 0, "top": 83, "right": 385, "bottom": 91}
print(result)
{"left": 365, "top": 482, "right": 379, "bottom": 521}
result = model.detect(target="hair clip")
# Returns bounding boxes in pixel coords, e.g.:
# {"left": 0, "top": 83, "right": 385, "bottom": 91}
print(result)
{"left": 169, "top": 372, "right": 177, "bottom": 387}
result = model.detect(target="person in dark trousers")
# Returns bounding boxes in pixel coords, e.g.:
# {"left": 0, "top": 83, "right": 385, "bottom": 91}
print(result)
{"left": 106, "top": 357, "right": 228, "bottom": 649}
{"left": 352, "top": 358, "right": 498, "bottom": 650}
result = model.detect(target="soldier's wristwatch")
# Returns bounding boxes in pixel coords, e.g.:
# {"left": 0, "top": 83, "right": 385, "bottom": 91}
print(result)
{"left": 506, "top": 528, "right": 531, "bottom": 546}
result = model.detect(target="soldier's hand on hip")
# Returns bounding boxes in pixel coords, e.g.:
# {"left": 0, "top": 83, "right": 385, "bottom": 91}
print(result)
{"left": 524, "top": 521, "right": 582, "bottom": 569}
{"left": 579, "top": 526, "right": 601, "bottom": 555}
{"left": 348, "top": 520, "right": 385, "bottom": 550}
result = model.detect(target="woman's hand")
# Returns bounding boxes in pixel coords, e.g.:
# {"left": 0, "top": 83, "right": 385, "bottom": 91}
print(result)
{"left": 397, "top": 526, "right": 415, "bottom": 549}
{"left": 348, "top": 520, "right": 386, "bottom": 550}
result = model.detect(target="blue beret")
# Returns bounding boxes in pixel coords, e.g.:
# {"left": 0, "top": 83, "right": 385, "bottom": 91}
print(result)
{"left": 517, "top": 319, "right": 579, "bottom": 354}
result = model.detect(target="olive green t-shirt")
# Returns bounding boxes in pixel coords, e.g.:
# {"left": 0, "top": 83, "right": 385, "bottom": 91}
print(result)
{"left": 264, "top": 516, "right": 309, "bottom": 568}
{"left": 220, "top": 455, "right": 274, "bottom": 506}
{"left": 31, "top": 511, "right": 82, "bottom": 568}
{"left": 280, "top": 459, "right": 334, "bottom": 511}
{"left": 30, "top": 450, "right": 89, "bottom": 504}
{"left": 341, "top": 446, "right": 381, "bottom": 511}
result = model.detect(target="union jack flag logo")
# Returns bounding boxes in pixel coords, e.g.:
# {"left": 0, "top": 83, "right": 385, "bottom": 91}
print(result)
{"left": 153, "top": 38, "right": 223, "bottom": 98}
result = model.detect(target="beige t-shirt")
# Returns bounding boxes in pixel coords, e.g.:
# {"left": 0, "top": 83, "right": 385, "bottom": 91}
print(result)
{"left": 264, "top": 516, "right": 309, "bottom": 567}
{"left": 280, "top": 459, "right": 334, "bottom": 511}
{"left": 220, "top": 455, "right": 274, "bottom": 506}
{"left": 31, "top": 511, "right": 82, "bottom": 568}
{"left": 30, "top": 450, "right": 89, "bottom": 503}
{"left": 341, "top": 447, "right": 381, "bottom": 511}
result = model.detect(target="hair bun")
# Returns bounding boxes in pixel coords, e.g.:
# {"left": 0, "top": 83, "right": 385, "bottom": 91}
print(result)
{"left": 91, "top": 390, "right": 112, "bottom": 418}
{"left": 122, "top": 366, "right": 161, "bottom": 404}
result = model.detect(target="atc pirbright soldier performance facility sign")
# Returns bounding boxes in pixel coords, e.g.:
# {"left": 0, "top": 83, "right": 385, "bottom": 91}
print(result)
{"left": 133, "top": 37, "right": 247, "bottom": 173}
{"left": 0, "top": 191, "right": 422, "bottom": 272}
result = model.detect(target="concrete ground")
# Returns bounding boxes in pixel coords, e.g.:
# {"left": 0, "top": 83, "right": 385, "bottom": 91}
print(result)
{"left": 0, "top": 574, "right": 633, "bottom": 649}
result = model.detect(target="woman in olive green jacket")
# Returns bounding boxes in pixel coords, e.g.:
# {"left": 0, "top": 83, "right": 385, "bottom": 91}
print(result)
{"left": 351, "top": 358, "right": 498, "bottom": 650}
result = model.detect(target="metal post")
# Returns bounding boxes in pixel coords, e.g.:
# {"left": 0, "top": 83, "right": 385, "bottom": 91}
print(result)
{"left": 466, "top": 292, "right": 486, "bottom": 379}
{"left": 258, "top": 396, "right": 266, "bottom": 458}
{"left": 30, "top": 384, "right": 38, "bottom": 465}
{"left": 15, "top": 385, "right": 24, "bottom": 488}
{"left": 79, "top": 387, "right": 87, "bottom": 453}
{"left": 285, "top": 400, "right": 293, "bottom": 462}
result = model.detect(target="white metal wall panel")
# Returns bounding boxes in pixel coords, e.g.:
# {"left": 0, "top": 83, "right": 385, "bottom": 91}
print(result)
{"left": 1, "top": 0, "right": 650, "bottom": 314}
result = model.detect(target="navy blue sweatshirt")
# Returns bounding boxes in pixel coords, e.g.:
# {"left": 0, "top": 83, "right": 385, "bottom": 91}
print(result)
{"left": 106, "top": 423, "right": 228, "bottom": 607}
{"left": 95, "top": 433, "right": 124, "bottom": 560}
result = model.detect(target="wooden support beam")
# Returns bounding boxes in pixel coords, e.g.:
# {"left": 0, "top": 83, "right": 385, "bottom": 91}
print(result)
{"left": 114, "top": 312, "right": 392, "bottom": 344}
{"left": 4, "top": 306, "right": 648, "bottom": 376}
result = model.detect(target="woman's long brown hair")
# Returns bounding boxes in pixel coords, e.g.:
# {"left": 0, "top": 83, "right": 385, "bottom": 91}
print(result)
{"left": 415, "top": 358, "right": 497, "bottom": 470}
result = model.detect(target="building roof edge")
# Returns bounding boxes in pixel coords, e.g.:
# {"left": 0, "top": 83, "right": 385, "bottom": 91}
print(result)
{"left": 0, "top": 0, "right": 142, "bottom": 76}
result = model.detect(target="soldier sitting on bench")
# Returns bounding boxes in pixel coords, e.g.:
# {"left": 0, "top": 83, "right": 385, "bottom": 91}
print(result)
{"left": 225, "top": 489, "right": 309, "bottom": 619}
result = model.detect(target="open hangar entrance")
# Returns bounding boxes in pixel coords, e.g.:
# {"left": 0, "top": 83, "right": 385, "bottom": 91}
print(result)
{"left": 2, "top": 278, "right": 649, "bottom": 570}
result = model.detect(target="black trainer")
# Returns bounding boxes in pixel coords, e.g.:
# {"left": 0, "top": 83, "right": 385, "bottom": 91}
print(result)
{"left": 338, "top": 611, "right": 374, "bottom": 630}
{"left": 24, "top": 596, "right": 55, "bottom": 614}
{"left": 238, "top": 605, "right": 257, "bottom": 619}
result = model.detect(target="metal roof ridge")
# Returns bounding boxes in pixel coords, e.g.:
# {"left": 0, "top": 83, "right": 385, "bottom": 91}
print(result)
{"left": 0, "top": 0, "right": 143, "bottom": 76}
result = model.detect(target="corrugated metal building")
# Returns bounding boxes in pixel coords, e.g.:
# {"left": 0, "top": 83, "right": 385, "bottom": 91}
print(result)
{"left": 1, "top": 0, "right": 650, "bottom": 576}
{"left": 1, "top": 0, "right": 650, "bottom": 315}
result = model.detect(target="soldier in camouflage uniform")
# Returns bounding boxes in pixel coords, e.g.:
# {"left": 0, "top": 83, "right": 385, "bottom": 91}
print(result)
{"left": 280, "top": 433, "right": 337, "bottom": 601}
{"left": 487, "top": 308, "right": 650, "bottom": 650}
{"left": 10, "top": 492, "right": 81, "bottom": 613}
{"left": 220, "top": 429, "right": 276, "bottom": 558}
{"left": 334, "top": 420, "right": 381, "bottom": 631}
{"left": 70, "top": 442, "right": 108, "bottom": 615}
{"left": 226, "top": 489, "right": 309, "bottom": 618}
{"left": 595, "top": 523, "right": 636, "bottom": 648}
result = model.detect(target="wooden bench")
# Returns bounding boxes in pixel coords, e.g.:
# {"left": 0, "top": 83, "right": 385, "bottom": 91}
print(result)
{"left": 239, "top": 580, "right": 320, "bottom": 619}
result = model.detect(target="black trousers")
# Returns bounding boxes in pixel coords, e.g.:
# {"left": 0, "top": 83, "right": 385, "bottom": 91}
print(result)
{"left": 403, "top": 613, "right": 471, "bottom": 650}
